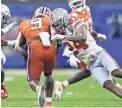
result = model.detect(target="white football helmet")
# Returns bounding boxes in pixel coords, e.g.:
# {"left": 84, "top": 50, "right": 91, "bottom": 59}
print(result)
{"left": 1, "top": 4, "right": 11, "bottom": 28}
{"left": 33, "top": 6, "right": 51, "bottom": 18}
{"left": 68, "top": 0, "right": 86, "bottom": 12}
{"left": 51, "top": 8, "right": 70, "bottom": 33}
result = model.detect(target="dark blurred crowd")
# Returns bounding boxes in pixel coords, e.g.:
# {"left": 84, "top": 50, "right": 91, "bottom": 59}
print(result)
{"left": 107, "top": 10, "right": 122, "bottom": 40}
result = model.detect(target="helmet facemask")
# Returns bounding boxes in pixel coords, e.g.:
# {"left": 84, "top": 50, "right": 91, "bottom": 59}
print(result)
{"left": 1, "top": 12, "right": 11, "bottom": 28}
{"left": 53, "top": 19, "right": 68, "bottom": 33}
{"left": 1, "top": 4, "right": 11, "bottom": 28}
{"left": 51, "top": 8, "right": 70, "bottom": 34}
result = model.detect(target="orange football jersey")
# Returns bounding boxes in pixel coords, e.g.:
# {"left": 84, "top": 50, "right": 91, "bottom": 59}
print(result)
{"left": 19, "top": 16, "right": 50, "bottom": 43}
{"left": 70, "top": 5, "right": 93, "bottom": 33}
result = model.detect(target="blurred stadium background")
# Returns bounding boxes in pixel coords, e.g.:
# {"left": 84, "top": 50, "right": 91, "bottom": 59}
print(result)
{"left": 1, "top": 0, "right": 122, "bottom": 68}
{"left": 1, "top": 0, "right": 122, "bottom": 107}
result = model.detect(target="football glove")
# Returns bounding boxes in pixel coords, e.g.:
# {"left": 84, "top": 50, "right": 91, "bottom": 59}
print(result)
{"left": 97, "top": 33, "right": 107, "bottom": 41}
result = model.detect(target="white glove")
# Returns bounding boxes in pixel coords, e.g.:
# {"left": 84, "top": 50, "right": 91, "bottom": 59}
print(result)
{"left": 67, "top": 54, "right": 81, "bottom": 68}
{"left": 39, "top": 32, "right": 51, "bottom": 47}
{"left": 7, "top": 40, "right": 16, "bottom": 47}
{"left": 97, "top": 33, "right": 107, "bottom": 41}
{"left": 51, "top": 34, "right": 65, "bottom": 41}
{"left": 2, "top": 22, "right": 17, "bottom": 34}
{"left": 63, "top": 47, "right": 73, "bottom": 57}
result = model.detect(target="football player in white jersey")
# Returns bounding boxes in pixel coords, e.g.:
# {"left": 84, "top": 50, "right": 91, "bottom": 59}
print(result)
{"left": 53, "top": 0, "right": 107, "bottom": 100}
{"left": 51, "top": 8, "right": 122, "bottom": 100}
{"left": 1, "top": 4, "right": 17, "bottom": 99}
{"left": 53, "top": 0, "right": 122, "bottom": 100}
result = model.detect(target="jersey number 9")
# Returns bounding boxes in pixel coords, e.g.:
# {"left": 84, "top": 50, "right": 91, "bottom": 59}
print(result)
{"left": 31, "top": 18, "right": 42, "bottom": 30}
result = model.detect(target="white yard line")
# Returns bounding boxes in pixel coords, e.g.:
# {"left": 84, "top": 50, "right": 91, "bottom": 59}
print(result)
{"left": 4, "top": 69, "right": 81, "bottom": 76}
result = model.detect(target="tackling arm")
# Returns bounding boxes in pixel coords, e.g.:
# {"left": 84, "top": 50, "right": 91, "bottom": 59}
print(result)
{"left": 87, "top": 7, "right": 107, "bottom": 41}
{"left": 91, "top": 30, "right": 107, "bottom": 41}
{"left": 51, "top": 24, "right": 87, "bottom": 43}
{"left": 91, "top": 30, "right": 98, "bottom": 37}
{"left": 1, "top": 38, "right": 16, "bottom": 47}
{"left": 89, "top": 14, "right": 107, "bottom": 41}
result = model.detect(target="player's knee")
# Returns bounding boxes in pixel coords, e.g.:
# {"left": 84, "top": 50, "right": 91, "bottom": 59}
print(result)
{"left": 75, "top": 70, "right": 91, "bottom": 81}
{"left": 85, "top": 70, "right": 91, "bottom": 77}
{"left": 46, "top": 75, "right": 53, "bottom": 82}
{"left": 104, "top": 80, "right": 115, "bottom": 91}
{"left": 81, "top": 70, "right": 91, "bottom": 78}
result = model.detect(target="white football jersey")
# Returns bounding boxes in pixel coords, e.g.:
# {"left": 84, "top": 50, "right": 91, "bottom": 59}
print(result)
{"left": 63, "top": 19, "right": 103, "bottom": 62}
{"left": 51, "top": 18, "right": 103, "bottom": 62}
{"left": 76, "top": 32, "right": 103, "bottom": 62}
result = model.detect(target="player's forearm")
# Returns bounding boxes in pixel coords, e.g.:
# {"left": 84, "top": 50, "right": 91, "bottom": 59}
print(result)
{"left": 65, "top": 35, "right": 86, "bottom": 42}
{"left": 91, "top": 30, "right": 107, "bottom": 41}
{"left": 91, "top": 30, "right": 98, "bottom": 37}
{"left": 51, "top": 34, "right": 86, "bottom": 42}
{"left": 1, "top": 39, "right": 16, "bottom": 47}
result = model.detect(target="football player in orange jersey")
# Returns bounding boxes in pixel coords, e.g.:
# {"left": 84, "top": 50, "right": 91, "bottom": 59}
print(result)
{"left": 69, "top": 0, "right": 107, "bottom": 40}
{"left": 1, "top": 4, "right": 17, "bottom": 99}
{"left": 15, "top": 6, "right": 56, "bottom": 107}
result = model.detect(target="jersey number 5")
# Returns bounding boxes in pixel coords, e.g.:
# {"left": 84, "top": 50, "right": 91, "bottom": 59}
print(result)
{"left": 31, "top": 18, "right": 42, "bottom": 30}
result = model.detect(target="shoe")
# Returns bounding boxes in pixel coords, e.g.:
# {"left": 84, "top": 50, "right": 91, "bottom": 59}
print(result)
{"left": 1, "top": 90, "right": 8, "bottom": 99}
{"left": 54, "top": 81, "right": 63, "bottom": 100}
{"left": 37, "top": 85, "right": 46, "bottom": 107}
{"left": 1, "top": 84, "right": 8, "bottom": 94}
{"left": 45, "top": 102, "right": 55, "bottom": 108}
{"left": 1, "top": 85, "right": 8, "bottom": 99}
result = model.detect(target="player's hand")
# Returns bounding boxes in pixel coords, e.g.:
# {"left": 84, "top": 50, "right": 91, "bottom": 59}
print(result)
{"left": 63, "top": 47, "right": 73, "bottom": 57}
{"left": 67, "top": 54, "right": 81, "bottom": 68}
{"left": 97, "top": 33, "right": 107, "bottom": 41}
{"left": 1, "top": 39, "right": 7, "bottom": 46}
{"left": 51, "top": 34, "right": 66, "bottom": 41}
{"left": 7, "top": 40, "right": 16, "bottom": 47}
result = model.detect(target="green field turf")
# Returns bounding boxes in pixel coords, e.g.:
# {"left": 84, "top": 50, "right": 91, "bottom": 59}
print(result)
{"left": 1, "top": 69, "right": 122, "bottom": 107}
